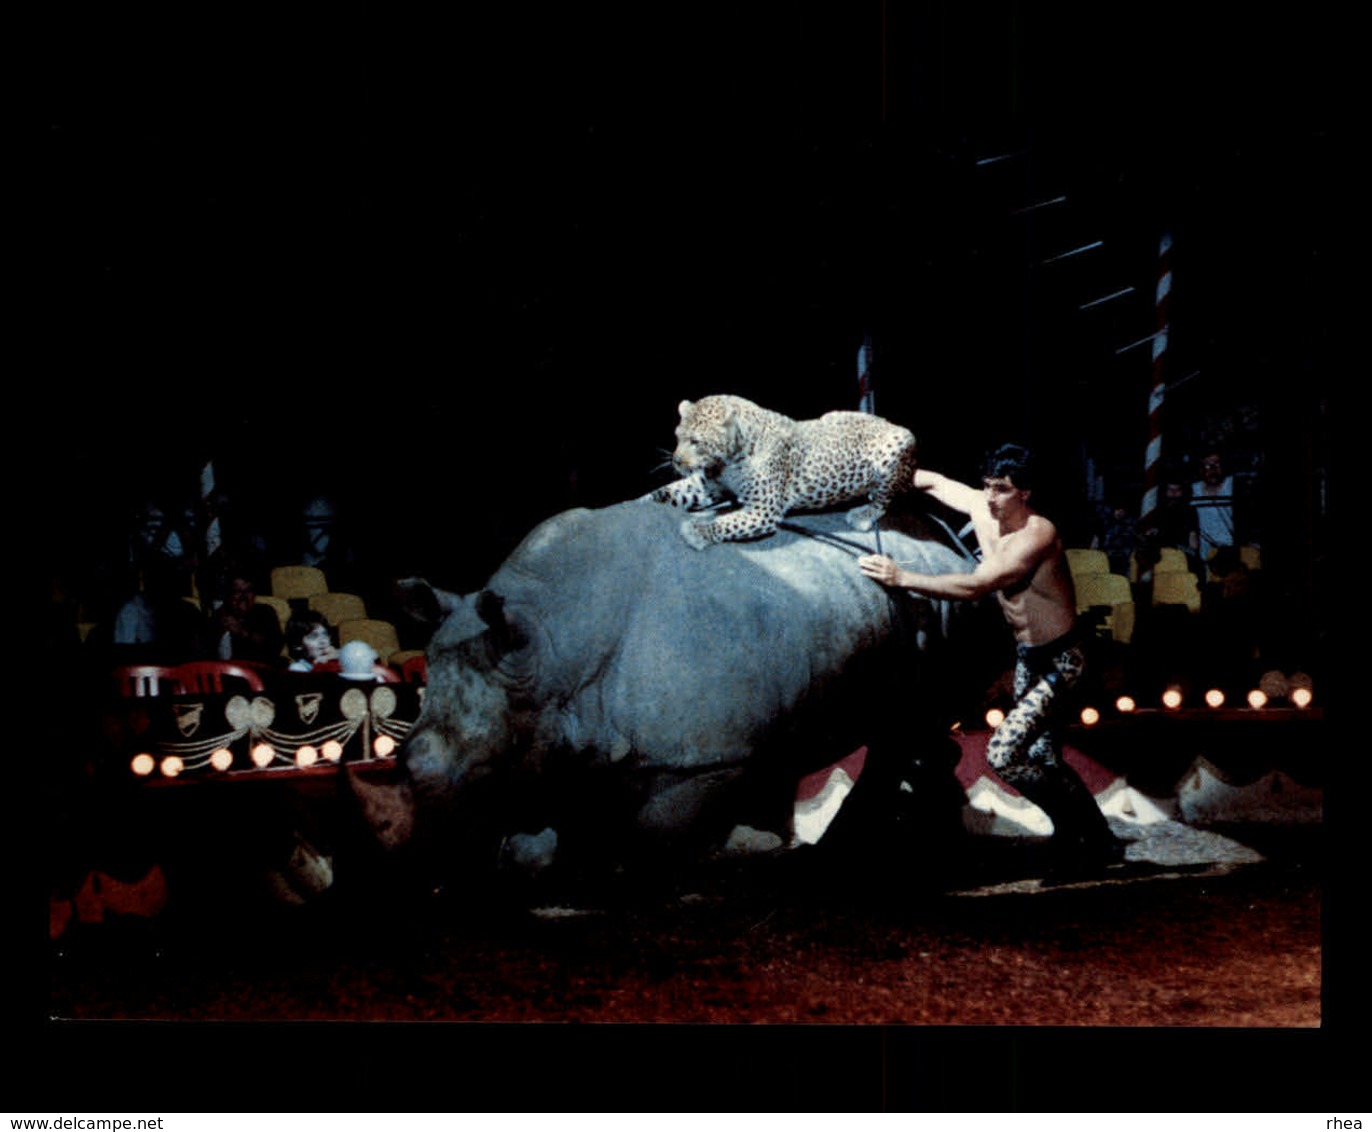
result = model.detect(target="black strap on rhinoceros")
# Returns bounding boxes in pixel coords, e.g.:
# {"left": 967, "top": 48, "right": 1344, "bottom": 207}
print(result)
{"left": 778, "top": 499, "right": 982, "bottom": 633}
{"left": 770, "top": 504, "right": 990, "bottom": 866}
{"left": 778, "top": 507, "right": 980, "bottom": 567}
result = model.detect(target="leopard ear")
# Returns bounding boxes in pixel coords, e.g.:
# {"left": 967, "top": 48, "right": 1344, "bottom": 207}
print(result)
{"left": 721, "top": 406, "right": 742, "bottom": 451}
{"left": 677, "top": 399, "right": 693, "bottom": 418}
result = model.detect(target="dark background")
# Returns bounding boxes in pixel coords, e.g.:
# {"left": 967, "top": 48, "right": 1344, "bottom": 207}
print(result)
{"left": 40, "top": 4, "right": 1334, "bottom": 606}
{"left": 32, "top": 3, "right": 1348, "bottom": 1108}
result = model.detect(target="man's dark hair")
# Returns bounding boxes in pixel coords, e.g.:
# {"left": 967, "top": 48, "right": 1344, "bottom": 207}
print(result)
{"left": 982, "top": 443, "right": 1036, "bottom": 492}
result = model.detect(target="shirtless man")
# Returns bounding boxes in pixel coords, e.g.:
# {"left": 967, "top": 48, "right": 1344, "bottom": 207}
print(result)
{"left": 858, "top": 444, "right": 1123, "bottom": 870}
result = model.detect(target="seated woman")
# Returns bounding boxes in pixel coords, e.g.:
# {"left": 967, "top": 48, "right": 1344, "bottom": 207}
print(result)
{"left": 286, "top": 612, "right": 396, "bottom": 682}
{"left": 285, "top": 609, "right": 341, "bottom": 673}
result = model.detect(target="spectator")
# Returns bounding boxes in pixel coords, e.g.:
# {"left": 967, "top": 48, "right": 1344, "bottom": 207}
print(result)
{"left": 110, "top": 560, "right": 208, "bottom": 664}
{"left": 285, "top": 615, "right": 394, "bottom": 681}
{"left": 198, "top": 486, "right": 272, "bottom": 609}
{"left": 1135, "top": 477, "right": 1199, "bottom": 584}
{"left": 294, "top": 494, "right": 362, "bottom": 593}
{"left": 212, "top": 573, "right": 285, "bottom": 665}
{"left": 285, "top": 609, "right": 341, "bottom": 673}
{"left": 1157, "top": 478, "right": 1198, "bottom": 561}
{"left": 1091, "top": 499, "right": 1140, "bottom": 576}
{"left": 1190, "top": 451, "right": 1237, "bottom": 574}
{"left": 126, "top": 498, "right": 196, "bottom": 588}
{"left": 129, "top": 499, "right": 176, "bottom": 563}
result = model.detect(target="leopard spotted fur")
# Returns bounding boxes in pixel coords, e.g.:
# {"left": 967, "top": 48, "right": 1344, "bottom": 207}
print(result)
{"left": 645, "top": 394, "right": 918, "bottom": 549}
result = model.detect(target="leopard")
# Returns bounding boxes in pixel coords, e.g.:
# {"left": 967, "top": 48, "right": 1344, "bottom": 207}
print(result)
{"left": 643, "top": 393, "right": 919, "bottom": 550}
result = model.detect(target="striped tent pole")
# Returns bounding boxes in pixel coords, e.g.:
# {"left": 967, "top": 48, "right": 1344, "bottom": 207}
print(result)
{"left": 857, "top": 331, "right": 875, "bottom": 415}
{"left": 857, "top": 331, "right": 883, "bottom": 555}
{"left": 1139, "top": 231, "right": 1172, "bottom": 531}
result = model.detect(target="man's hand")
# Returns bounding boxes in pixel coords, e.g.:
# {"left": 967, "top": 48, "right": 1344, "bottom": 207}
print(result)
{"left": 217, "top": 609, "right": 246, "bottom": 637}
{"left": 858, "top": 554, "right": 903, "bottom": 588}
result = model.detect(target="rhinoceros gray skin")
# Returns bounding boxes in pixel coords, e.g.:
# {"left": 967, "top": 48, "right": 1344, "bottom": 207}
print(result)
{"left": 363, "top": 498, "right": 995, "bottom": 880}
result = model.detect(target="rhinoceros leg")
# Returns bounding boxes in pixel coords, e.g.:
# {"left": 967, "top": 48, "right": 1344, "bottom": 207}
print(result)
{"left": 633, "top": 768, "right": 751, "bottom": 847}
{"left": 499, "top": 827, "right": 559, "bottom": 878}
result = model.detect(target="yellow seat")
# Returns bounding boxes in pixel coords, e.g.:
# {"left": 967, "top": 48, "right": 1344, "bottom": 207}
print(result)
{"left": 1073, "top": 571, "right": 1136, "bottom": 644}
{"left": 1151, "top": 570, "right": 1202, "bottom": 613}
{"left": 270, "top": 564, "right": 329, "bottom": 601}
{"left": 1066, "top": 548, "right": 1110, "bottom": 578}
{"left": 1106, "top": 601, "right": 1136, "bottom": 645}
{"left": 1129, "top": 546, "right": 1191, "bottom": 582}
{"left": 1209, "top": 545, "right": 1262, "bottom": 572}
{"left": 1074, "top": 571, "right": 1131, "bottom": 612}
{"left": 255, "top": 594, "right": 293, "bottom": 633}
{"left": 338, "top": 618, "right": 402, "bottom": 663}
{"left": 253, "top": 594, "right": 294, "bottom": 658}
{"left": 308, "top": 591, "right": 369, "bottom": 625}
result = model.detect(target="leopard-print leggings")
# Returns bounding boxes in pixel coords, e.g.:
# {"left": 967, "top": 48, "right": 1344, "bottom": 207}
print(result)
{"left": 985, "top": 633, "right": 1086, "bottom": 791}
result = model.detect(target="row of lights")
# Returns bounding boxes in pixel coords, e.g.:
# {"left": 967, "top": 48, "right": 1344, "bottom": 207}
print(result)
{"left": 131, "top": 735, "right": 400, "bottom": 779}
{"left": 984, "top": 671, "right": 1315, "bottom": 731}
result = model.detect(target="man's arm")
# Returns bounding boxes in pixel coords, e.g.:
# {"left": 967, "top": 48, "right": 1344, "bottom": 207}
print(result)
{"left": 859, "top": 516, "right": 1055, "bottom": 600}
{"left": 914, "top": 470, "right": 984, "bottom": 515}
{"left": 915, "top": 470, "right": 1000, "bottom": 555}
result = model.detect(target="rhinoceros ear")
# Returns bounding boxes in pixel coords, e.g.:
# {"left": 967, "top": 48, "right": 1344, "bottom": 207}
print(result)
{"left": 394, "top": 577, "right": 463, "bottom": 626}
{"left": 475, "top": 589, "right": 529, "bottom": 655}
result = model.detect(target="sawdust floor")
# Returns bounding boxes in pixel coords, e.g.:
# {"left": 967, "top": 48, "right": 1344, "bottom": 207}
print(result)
{"left": 49, "top": 828, "right": 1323, "bottom": 1030}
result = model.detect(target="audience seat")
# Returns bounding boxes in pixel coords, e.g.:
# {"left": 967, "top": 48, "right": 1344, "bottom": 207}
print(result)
{"left": 1073, "top": 571, "right": 1136, "bottom": 645}
{"left": 1207, "top": 545, "right": 1262, "bottom": 574}
{"left": 308, "top": 591, "right": 369, "bottom": 625}
{"left": 112, "top": 665, "right": 184, "bottom": 698}
{"left": 172, "top": 660, "right": 268, "bottom": 695}
{"left": 338, "top": 618, "right": 402, "bottom": 664}
{"left": 270, "top": 565, "right": 329, "bottom": 601}
{"left": 255, "top": 594, "right": 293, "bottom": 633}
{"left": 1151, "top": 570, "right": 1202, "bottom": 613}
{"left": 1130, "top": 546, "right": 1191, "bottom": 582}
{"left": 397, "top": 653, "right": 428, "bottom": 684}
{"left": 1065, "top": 548, "right": 1110, "bottom": 577}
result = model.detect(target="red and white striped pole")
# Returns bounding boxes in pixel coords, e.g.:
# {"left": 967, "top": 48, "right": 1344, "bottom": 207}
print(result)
{"left": 857, "top": 331, "right": 882, "bottom": 555}
{"left": 857, "top": 331, "right": 875, "bottom": 415}
{"left": 1139, "top": 231, "right": 1172, "bottom": 531}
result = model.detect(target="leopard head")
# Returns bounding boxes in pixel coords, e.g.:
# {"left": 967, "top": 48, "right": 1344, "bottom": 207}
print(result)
{"left": 671, "top": 397, "right": 742, "bottom": 478}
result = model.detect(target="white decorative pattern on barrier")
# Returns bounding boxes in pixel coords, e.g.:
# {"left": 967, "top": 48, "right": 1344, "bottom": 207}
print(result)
{"left": 137, "top": 687, "right": 418, "bottom": 777}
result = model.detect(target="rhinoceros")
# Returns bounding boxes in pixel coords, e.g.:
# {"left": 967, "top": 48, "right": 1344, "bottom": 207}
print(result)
{"left": 354, "top": 498, "right": 1000, "bottom": 885}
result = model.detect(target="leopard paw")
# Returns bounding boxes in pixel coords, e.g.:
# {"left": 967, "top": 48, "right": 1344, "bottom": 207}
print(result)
{"left": 679, "top": 518, "right": 713, "bottom": 550}
{"left": 847, "top": 504, "right": 880, "bottom": 532}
